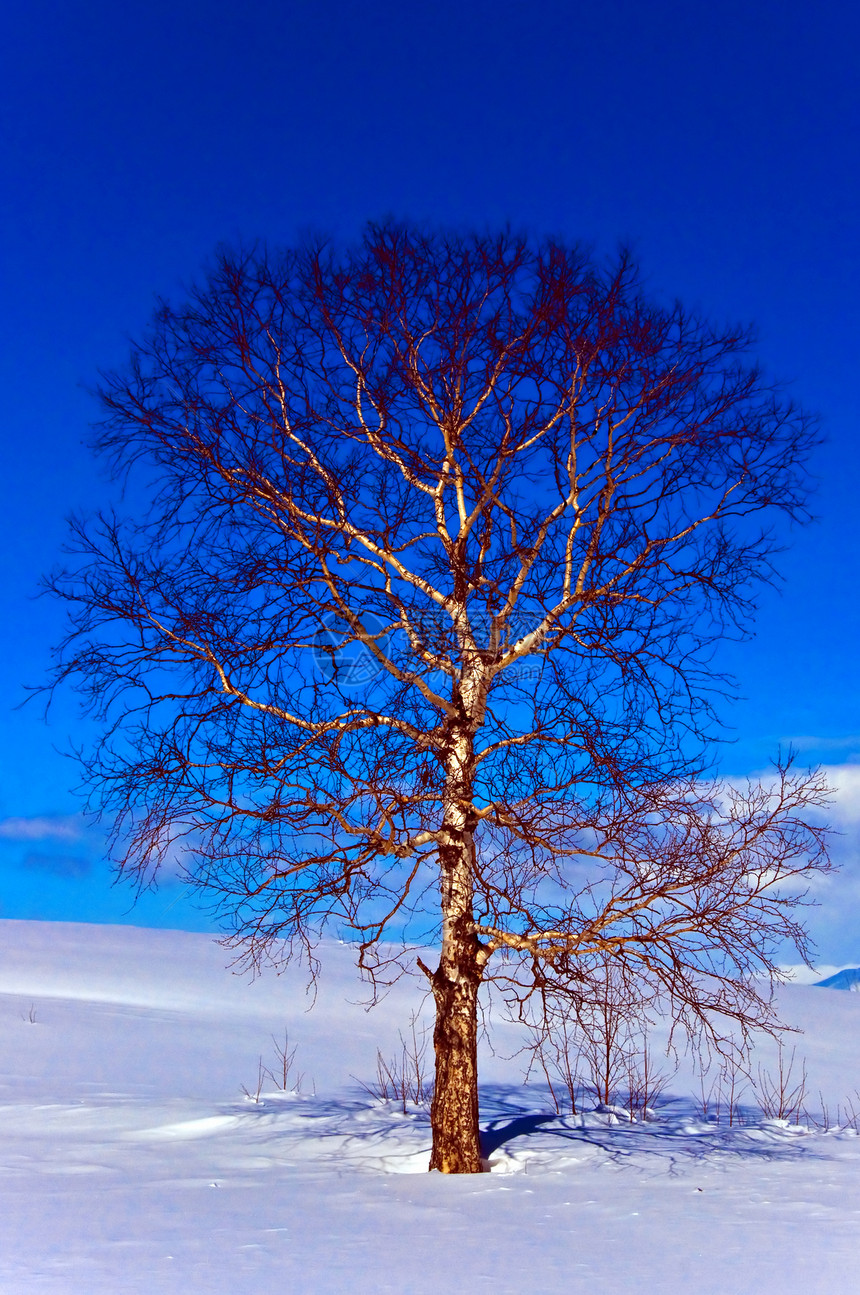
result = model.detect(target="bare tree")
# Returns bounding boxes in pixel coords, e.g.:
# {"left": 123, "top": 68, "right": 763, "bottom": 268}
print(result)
{"left": 357, "top": 1012, "right": 431, "bottom": 1113}
{"left": 528, "top": 1009, "right": 583, "bottom": 1116}
{"left": 45, "top": 223, "right": 830, "bottom": 1173}
{"left": 756, "top": 1042, "right": 808, "bottom": 1123}
{"left": 624, "top": 1031, "right": 675, "bottom": 1122}
{"left": 572, "top": 959, "right": 639, "bottom": 1109}
{"left": 526, "top": 957, "right": 674, "bottom": 1119}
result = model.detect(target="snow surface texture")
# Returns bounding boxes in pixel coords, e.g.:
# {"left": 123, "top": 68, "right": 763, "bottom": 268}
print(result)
{"left": 1, "top": 921, "right": 859, "bottom": 1294}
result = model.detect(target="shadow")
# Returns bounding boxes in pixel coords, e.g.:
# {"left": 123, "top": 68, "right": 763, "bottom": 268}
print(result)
{"left": 481, "top": 1112, "right": 560, "bottom": 1156}
{"left": 472, "top": 1082, "right": 829, "bottom": 1169}
{"left": 226, "top": 1082, "right": 842, "bottom": 1174}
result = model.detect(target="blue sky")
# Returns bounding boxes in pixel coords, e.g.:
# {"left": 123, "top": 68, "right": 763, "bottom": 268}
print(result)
{"left": 2, "top": 0, "right": 859, "bottom": 956}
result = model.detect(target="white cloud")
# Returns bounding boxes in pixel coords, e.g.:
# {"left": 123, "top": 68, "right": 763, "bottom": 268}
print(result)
{"left": 819, "top": 764, "right": 860, "bottom": 825}
{"left": 721, "top": 762, "right": 860, "bottom": 828}
{"left": 0, "top": 815, "right": 86, "bottom": 842}
{"left": 778, "top": 963, "right": 852, "bottom": 984}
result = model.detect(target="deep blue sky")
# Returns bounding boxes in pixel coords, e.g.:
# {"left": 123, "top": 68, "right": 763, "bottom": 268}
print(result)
{"left": 2, "top": 0, "right": 859, "bottom": 952}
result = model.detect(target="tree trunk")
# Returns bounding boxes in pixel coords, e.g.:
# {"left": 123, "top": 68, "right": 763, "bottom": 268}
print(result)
{"left": 427, "top": 929, "right": 483, "bottom": 1173}
{"left": 425, "top": 706, "right": 488, "bottom": 1173}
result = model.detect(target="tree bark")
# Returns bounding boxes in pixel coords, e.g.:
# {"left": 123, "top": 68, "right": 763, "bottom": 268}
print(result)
{"left": 427, "top": 918, "right": 484, "bottom": 1173}
{"left": 426, "top": 714, "right": 486, "bottom": 1172}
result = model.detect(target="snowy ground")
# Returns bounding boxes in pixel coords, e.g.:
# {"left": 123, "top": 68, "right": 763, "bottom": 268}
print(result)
{"left": 1, "top": 920, "right": 859, "bottom": 1293}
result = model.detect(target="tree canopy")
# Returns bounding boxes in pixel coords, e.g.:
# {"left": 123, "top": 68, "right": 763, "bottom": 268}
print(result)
{"left": 48, "top": 224, "right": 830, "bottom": 1171}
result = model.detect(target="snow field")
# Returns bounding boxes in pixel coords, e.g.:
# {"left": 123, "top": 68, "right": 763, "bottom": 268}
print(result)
{"left": 1, "top": 920, "right": 859, "bottom": 1293}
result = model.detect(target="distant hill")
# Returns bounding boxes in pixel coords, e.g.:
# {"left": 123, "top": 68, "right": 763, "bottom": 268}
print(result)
{"left": 815, "top": 967, "right": 860, "bottom": 991}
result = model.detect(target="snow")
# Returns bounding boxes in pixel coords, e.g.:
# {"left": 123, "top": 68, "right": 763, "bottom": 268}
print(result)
{"left": 2, "top": 920, "right": 860, "bottom": 1292}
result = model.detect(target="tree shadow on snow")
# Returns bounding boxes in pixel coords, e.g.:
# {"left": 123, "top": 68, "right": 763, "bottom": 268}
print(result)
{"left": 481, "top": 1112, "right": 560, "bottom": 1157}
{"left": 476, "top": 1083, "right": 834, "bottom": 1167}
